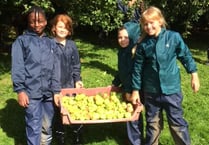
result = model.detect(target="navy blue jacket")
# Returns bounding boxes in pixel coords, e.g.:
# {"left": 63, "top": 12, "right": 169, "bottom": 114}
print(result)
{"left": 11, "top": 30, "right": 61, "bottom": 98}
{"left": 55, "top": 39, "right": 81, "bottom": 88}
{"left": 117, "top": 0, "right": 141, "bottom": 23}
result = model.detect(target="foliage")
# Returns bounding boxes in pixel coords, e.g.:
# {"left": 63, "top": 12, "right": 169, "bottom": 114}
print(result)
{"left": 144, "top": 0, "right": 209, "bottom": 37}
{"left": 48, "top": 0, "right": 140, "bottom": 33}
{"left": 0, "top": 0, "right": 208, "bottom": 42}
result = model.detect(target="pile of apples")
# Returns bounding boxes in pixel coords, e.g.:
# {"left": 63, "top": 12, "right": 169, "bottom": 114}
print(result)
{"left": 61, "top": 92, "right": 134, "bottom": 121}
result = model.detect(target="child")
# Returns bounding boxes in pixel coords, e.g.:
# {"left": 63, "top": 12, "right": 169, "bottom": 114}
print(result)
{"left": 11, "top": 6, "right": 61, "bottom": 145}
{"left": 117, "top": 0, "right": 144, "bottom": 23}
{"left": 112, "top": 21, "right": 144, "bottom": 145}
{"left": 131, "top": 6, "right": 200, "bottom": 145}
{"left": 50, "top": 14, "right": 83, "bottom": 145}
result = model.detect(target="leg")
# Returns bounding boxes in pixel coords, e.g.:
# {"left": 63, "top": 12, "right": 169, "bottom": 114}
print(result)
{"left": 144, "top": 93, "right": 163, "bottom": 145}
{"left": 126, "top": 112, "right": 144, "bottom": 145}
{"left": 40, "top": 97, "right": 55, "bottom": 145}
{"left": 54, "top": 105, "right": 65, "bottom": 145}
{"left": 72, "top": 124, "right": 84, "bottom": 145}
{"left": 163, "top": 93, "right": 191, "bottom": 145}
{"left": 25, "top": 98, "right": 43, "bottom": 145}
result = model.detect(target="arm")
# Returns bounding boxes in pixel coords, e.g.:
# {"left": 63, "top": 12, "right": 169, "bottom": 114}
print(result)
{"left": 71, "top": 43, "right": 82, "bottom": 84}
{"left": 112, "top": 73, "right": 122, "bottom": 87}
{"left": 175, "top": 33, "right": 200, "bottom": 92}
{"left": 11, "top": 37, "right": 26, "bottom": 93}
{"left": 11, "top": 37, "right": 30, "bottom": 107}
{"left": 52, "top": 43, "right": 62, "bottom": 106}
{"left": 128, "top": 0, "right": 137, "bottom": 7}
{"left": 176, "top": 33, "right": 197, "bottom": 73}
{"left": 191, "top": 72, "right": 200, "bottom": 93}
{"left": 131, "top": 45, "right": 144, "bottom": 104}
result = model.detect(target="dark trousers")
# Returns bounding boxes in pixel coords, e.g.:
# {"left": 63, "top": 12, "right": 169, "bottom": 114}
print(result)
{"left": 53, "top": 106, "right": 83, "bottom": 145}
{"left": 127, "top": 112, "right": 144, "bottom": 145}
{"left": 53, "top": 106, "right": 65, "bottom": 144}
{"left": 25, "top": 97, "right": 54, "bottom": 145}
{"left": 144, "top": 92, "right": 191, "bottom": 145}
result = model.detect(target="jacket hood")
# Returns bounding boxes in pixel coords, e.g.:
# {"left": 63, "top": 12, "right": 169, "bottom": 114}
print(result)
{"left": 123, "top": 21, "right": 141, "bottom": 49}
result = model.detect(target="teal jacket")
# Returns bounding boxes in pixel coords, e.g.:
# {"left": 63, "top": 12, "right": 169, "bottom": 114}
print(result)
{"left": 132, "top": 28, "right": 197, "bottom": 95}
{"left": 112, "top": 21, "right": 141, "bottom": 93}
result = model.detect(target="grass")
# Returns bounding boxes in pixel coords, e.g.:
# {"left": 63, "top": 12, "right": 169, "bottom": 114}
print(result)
{"left": 0, "top": 31, "right": 209, "bottom": 145}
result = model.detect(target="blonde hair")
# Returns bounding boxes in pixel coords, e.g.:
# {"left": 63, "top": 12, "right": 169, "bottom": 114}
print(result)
{"left": 50, "top": 14, "right": 73, "bottom": 37}
{"left": 140, "top": 6, "right": 167, "bottom": 28}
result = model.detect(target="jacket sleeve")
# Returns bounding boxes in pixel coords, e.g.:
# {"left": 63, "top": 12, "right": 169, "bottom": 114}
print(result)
{"left": 117, "top": 0, "right": 128, "bottom": 14}
{"left": 132, "top": 45, "right": 144, "bottom": 90}
{"left": 176, "top": 33, "right": 197, "bottom": 73}
{"left": 112, "top": 73, "right": 121, "bottom": 86}
{"left": 11, "top": 37, "right": 26, "bottom": 93}
{"left": 51, "top": 43, "right": 61, "bottom": 94}
{"left": 72, "top": 42, "right": 82, "bottom": 82}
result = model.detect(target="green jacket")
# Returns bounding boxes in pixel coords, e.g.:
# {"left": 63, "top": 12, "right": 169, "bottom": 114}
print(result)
{"left": 112, "top": 21, "right": 141, "bottom": 93}
{"left": 132, "top": 28, "right": 197, "bottom": 94}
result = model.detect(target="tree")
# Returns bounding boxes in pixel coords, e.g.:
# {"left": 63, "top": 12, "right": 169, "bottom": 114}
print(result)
{"left": 144, "top": 0, "right": 209, "bottom": 37}
{"left": 0, "top": 0, "right": 208, "bottom": 44}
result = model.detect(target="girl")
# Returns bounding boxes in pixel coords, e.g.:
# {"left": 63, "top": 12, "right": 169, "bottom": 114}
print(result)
{"left": 131, "top": 6, "right": 200, "bottom": 145}
{"left": 11, "top": 6, "right": 61, "bottom": 145}
{"left": 112, "top": 21, "right": 144, "bottom": 145}
{"left": 50, "top": 14, "right": 83, "bottom": 145}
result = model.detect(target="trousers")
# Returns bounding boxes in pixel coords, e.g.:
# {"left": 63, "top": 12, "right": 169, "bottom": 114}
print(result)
{"left": 144, "top": 92, "right": 191, "bottom": 145}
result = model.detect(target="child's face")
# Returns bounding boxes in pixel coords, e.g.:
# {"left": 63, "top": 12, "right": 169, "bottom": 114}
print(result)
{"left": 55, "top": 21, "right": 70, "bottom": 39}
{"left": 143, "top": 19, "right": 161, "bottom": 37}
{"left": 118, "top": 29, "right": 129, "bottom": 48}
{"left": 28, "top": 12, "right": 47, "bottom": 35}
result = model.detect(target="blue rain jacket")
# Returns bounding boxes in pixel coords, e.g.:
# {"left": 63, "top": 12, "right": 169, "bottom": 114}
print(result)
{"left": 54, "top": 39, "right": 81, "bottom": 88}
{"left": 11, "top": 30, "right": 61, "bottom": 98}
{"left": 117, "top": 0, "right": 141, "bottom": 23}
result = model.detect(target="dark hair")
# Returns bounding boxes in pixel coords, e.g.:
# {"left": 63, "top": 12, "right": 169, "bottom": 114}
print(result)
{"left": 27, "top": 6, "right": 46, "bottom": 20}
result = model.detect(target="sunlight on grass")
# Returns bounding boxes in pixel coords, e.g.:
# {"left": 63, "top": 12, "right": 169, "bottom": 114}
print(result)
{"left": 1, "top": 34, "right": 209, "bottom": 145}
{"left": 0, "top": 128, "right": 14, "bottom": 145}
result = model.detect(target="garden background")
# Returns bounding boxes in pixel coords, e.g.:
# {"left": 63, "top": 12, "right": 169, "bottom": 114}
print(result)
{"left": 0, "top": 0, "right": 209, "bottom": 145}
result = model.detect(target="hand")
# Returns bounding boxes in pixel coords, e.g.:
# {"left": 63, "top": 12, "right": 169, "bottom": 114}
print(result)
{"left": 128, "top": 0, "right": 137, "bottom": 7}
{"left": 17, "top": 91, "right": 29, "bottom": 108}
{"left": 75, "top": 81, "right": 84, "bottom": 88}
{"left": 191, "top": 72, "right": 200, "bottom": 93}
{"left": 125, "top": 91, "right": 141, "bottom": 104}
{"left": 54, "top": 93, "right": 63, "bottom": 107}
{"left": 131, "top": 90, "right": 141, "bottom": 105}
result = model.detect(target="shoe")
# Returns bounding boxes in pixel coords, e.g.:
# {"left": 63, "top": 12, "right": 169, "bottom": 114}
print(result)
{"left": 55, "top": 131, "right": 65, "bottom": 145}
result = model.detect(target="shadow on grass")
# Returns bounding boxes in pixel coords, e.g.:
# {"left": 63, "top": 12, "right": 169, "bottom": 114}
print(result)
{"left": 61, "top": 122, "right": 128, "bottom": 145}
{"left": 82, "top": 60, "right": 117, "bottom": 76}
{"left": 0, "top": 99, "right": 26, "bottom": 145}
{"left": 0, "top": 53, "right": 11, "bottom": 78}
{"left": 0, "top": 99, "right": 127, "bottom": 145}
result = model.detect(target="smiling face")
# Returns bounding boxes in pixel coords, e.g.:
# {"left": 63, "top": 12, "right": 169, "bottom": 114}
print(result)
{"left": 143, "top": 19, "right": 162, "bottom": 37}
{"left": 54, "top": 21, "right": 70, "bottom": 40}
{"left": 141, "top": 6, "right": 167, "bottom": 37}
{"left": 118, "top": 28, "right": 130, "bottom": 48}
{"left": 28, "top": 12, "right": 47, "bottom": 36}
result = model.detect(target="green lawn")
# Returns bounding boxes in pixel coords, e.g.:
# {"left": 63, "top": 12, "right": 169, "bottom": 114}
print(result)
{"left": 0, "top": 32, "right": 209, "bottom": 145}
